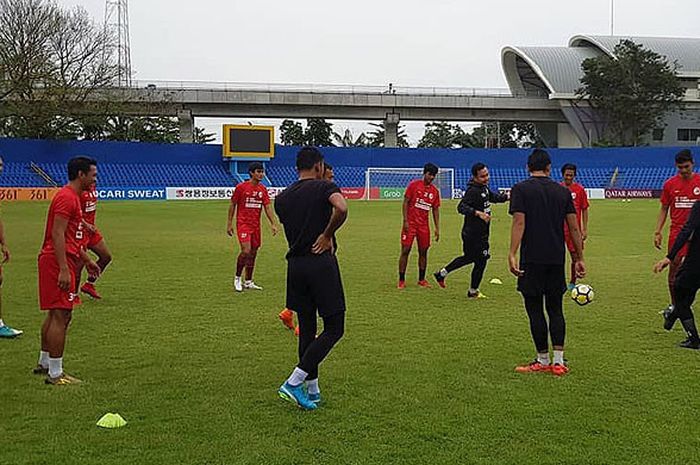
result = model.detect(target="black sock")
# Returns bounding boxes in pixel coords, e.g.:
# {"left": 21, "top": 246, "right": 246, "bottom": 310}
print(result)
{"left": 399, "top": 272, "right": 406, "bottom": 282}
{"left": 419, "top": 269, "right": 426, "bottom": 281}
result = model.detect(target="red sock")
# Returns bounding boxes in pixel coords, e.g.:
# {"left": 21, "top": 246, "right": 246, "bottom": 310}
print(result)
{"left": 236, "top": 254, "right": 246, "bottom": 277}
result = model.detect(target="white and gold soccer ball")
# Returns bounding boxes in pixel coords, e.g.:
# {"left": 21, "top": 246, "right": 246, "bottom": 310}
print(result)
{"left": 571, "top": 284, "right": 595, "bottom": 306}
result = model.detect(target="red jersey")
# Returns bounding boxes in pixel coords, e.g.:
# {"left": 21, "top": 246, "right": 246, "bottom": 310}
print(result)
{"left": 561, "top": 182, "right": 589, "bottom": 228}
{"left": 40, "top": 185, "right": 84, "bottom": 259}
{"left": 405, "top": 179, "right": 441, "bottom": 228}
{"left": 80, "top": 184, "right": 98, "bottom": 225}
{"left": 231, "top": 181, "right": 270, "bottom": 228}
{"left": 661, "top": 173, "right": 700, "bottom": 236}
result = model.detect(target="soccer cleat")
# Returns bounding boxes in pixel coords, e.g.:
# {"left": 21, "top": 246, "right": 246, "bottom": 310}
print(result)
{"left": 244, "top": 281, "right": 263, "bottom": 291}
{"left": 32, "top": 365, "right": 49, "bottom": 375}
{"left": 551, "top": 363, "right": 570, "bottom": 377}
{"left": 662, "top": 305, "right": 677, "bottom": 331}
{"left": 234, "top": 277, "right": 243, "bottom": 293}
{"left": 514, "top": 360, "right": 552, "bottom": 373}
{"left": 279, "top": 309, "right": 295, "bottom": 331}
{"left": 45, "top": 372, "right": 82, "bottom": 385}
{"left": 278, "top": 382, "right": 317, "bottom": 411}
{"left": 80, "top": 282, "right": 102, "bottom": 300}
{"left": 467, "top": 290, "right": 487, "bottom": 299}
{"left": 397, "top": 280, "right": 406, "bottom": 290}
{"left": 417, "top": 280, "right": 431, "bottom": 288}
{"left": 0, "top": 325, "right": 23, "bottom": 338}
{"left": 433, "top": 272, "right": 446, "bottom": 288}
{"left": 308, "top": 392, "right": 321, "bottom": 404}
{"left": 678, "top": 338, "right": 700, "bottom": 350}
{"left": 567, "top": 283, "right": 576, "bottom": 291}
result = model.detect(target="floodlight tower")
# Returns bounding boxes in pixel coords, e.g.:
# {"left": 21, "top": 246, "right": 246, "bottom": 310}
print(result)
{"left": 104, "top": 0, "right": 132, "bottom": 86}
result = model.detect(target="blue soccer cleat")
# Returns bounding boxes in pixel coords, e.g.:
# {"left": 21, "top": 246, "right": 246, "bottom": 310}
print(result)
{"left": 308, "top": 392, "right": 321, "bottom": 404}
{"left": 278, "top": 382, "right": 317, "bottom": 411}
{"left": 567, "top": 283, "right": 576, "bottom": 291}
{"left": 0, "top": 325, "right": 22, "bottom": 338}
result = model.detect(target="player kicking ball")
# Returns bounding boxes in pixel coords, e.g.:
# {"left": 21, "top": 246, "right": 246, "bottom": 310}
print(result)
{"left": 79, "top": 182, "right": 112, "bottom": 299}
{"left": 227, "top": 162, "right": 278, "bottom": 292}
{"left": 398, "top": 163, "right": 441, "bottom": 289}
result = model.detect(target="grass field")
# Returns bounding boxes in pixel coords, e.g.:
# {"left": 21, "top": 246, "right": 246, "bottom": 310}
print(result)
{"left": 1, "top": 199, "right": 699, "bottom": 465}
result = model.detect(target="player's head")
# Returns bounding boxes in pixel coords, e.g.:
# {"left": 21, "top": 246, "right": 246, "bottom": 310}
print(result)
{"left": 323, "top": 162, "right": 334, "bottom": 182}
{"left": 675, "top": 149, "right": 694, "bottom": 179}
{"left": 471, "top": 162, "right": 489, "bottom": 185}
{"left": 423, "top": 163, "right": 438, "bottom": 184}
{"left": 561, "top": 163, "right": 577, "bottom": 185}
{"left": 248, "top": 162, "right": 265, "bottom": 182}
{"left": 296, "top": 146, "right": 324, "bottom": 179}
{"left": 68, "top": 156, "right": 97, "bottom": 190}
{"left": 527, "top": 149, "right": 551, "bottom": 174}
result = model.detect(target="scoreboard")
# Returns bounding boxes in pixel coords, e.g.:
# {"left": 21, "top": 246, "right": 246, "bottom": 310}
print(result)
{"left": 222, "top": 125, "right": 275, "bottom": 158}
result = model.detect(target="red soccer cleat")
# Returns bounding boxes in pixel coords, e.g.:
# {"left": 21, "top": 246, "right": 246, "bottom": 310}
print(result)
{"left": 278, "top": 309, "right": 295, "bottom": 331}
{"left": 80, "top": 282, "right": 102, "bottom": 300}
{"left": 433, "top": 271, "right": 446, "bottom": 288}
{"left": 514, "top": 360, "right": 552, "bottom": 373}
{"left": 397, "top": 281, "right": 406, "bottom": 290}
{"left": 551, "top": 363, "right": 569, "bottom": 377}
{"left": 417, "top": 280, "right": 432, "bottom": 288}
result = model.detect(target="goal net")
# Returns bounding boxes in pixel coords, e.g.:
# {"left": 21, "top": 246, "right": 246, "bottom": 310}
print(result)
{"left": 364, "top": 167, "right": 455, "bottom": 200}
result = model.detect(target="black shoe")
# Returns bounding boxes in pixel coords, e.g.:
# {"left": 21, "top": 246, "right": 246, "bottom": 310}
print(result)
{"left": 433, "top": 272, "right": 446, "bottom": 288}
{"left": 663, "top": 305, "right": 678, "bottom": 331}
{"left": 678, "top": 338, "right": 700, "bottom": 350}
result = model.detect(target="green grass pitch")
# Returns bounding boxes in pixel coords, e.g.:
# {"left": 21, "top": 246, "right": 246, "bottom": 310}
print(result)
{"left": 1, "top": 199, "right": 699, "bottom": 465}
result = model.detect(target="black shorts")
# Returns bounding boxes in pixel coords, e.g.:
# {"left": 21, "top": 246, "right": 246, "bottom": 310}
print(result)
{"left": 286, "top": 254, "right": 346, "bottom": 318}
{"left": 462, "top": 234, "right": 490, "bottom": 261}
{"left": 517, "top": 263, "right": 566, "bottom": 297}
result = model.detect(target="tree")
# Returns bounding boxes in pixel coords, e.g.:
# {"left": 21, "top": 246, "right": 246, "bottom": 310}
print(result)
{"left": 193, "top": 126, "right": 216, "bottom": 144}
{"left": 417, "top": 122, "right": 466, "bottom": 148}
{"left": 332, "top": 128, "right": 367, "bottom": 147}
{"left": 305, "top": 118, "right": 334, "bottom": 147}
{"left": 577, "top": 39, "right": 685, "bottom": 146}
{"left": 279, "top": 119, "right": 305, "bottom": 145}
{"left": 366, "top": 122, "right": 409, "bottom": 148}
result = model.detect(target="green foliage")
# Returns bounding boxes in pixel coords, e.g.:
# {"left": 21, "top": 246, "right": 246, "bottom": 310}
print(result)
{"left": 366, "top": 122, "right": 409, "bottom": 148}
{"left": 577, "top": 39, "right": 685, "bottom": 146}
{"left": 332, "top": 128, "right": 368, "bottom": 147}
{"left": 279, "top": 118, "right": 335, "bottom": 147}
{"left": 279, "top": 119, "right": 305, "bottom": 146}
{"left": 418, "top": 122, "right": 464, "bottom": 148}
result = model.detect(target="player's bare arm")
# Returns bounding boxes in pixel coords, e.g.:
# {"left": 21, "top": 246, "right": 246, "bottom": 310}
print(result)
{"left": 81, "top": 218, "right": 96, "bottom": 234}
{"left": 312, "top": 193, "right": 348, "bottom": 254}
{"left": 0, "top": 218, "right": 9, "bottom": 264}
{"left": 51, "top": 216, "right": 70, "bottom": 291}
{"left": 581, "top": 208, "right": 589, "bottom": 241}
{"left": 79, "top": 248, "right": 101, "bottom": 278}
{"left": 654, "top": 204, "right": 670, "bottom": 249}
{"left": 263, "top": 203, "right": 278, "bottom": 236}
{"left": 432, "top": 206, "right": 440, "bottom": 242}
{"left": 565, "top": 212, "right": 586, "bottom": 278}
{"left": 402, "top": 196, "right": 410, "bottom": 231}
{"left": 508, "top": 212, "right": 525, "bottom": 277}
{"left": 226, "top": 202, "right": 236, "bottom": 236}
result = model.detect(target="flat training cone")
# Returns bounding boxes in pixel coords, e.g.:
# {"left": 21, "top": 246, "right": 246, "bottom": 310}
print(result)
{"left": 96, "top": 413, "right": 127, "bottom": 429}
{"left": 489, "top": 278, "right": 503, "bottom": 285}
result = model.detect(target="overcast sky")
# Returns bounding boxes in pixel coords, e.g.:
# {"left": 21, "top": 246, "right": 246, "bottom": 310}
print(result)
{"left": 56, "top": 0, "right": 700, "bottom": 143}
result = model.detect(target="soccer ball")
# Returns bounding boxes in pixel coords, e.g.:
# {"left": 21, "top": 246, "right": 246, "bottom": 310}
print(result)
{"left": 570, "top": 284, "right": 594, "bottom": 306}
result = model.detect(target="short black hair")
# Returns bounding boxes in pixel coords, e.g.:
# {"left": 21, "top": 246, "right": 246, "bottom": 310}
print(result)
{"left": 296, "top": 146, "right": 324, "bottom": 171}
{"left": 527, "top": 149, "right": 551, "bottom": 172}
{"left": 67, "top": 156, "right": 97, "bottom": 181}
{"left": 248, "top": 162, "right": 264, "bottom": 173}
{"left": 561, "top": 163, "right": 577, "bottom": 175}
{"left": 423, "top": 163, "right": 438, "bottom": 176}
{"left": 675, "top": 149, "right": 693, "bottom": 164}
{"left": 324, "top": 162, "right": 333, "bottom": 171}
{"left": 471, "top": 162, "right": 487, "bottom": 177}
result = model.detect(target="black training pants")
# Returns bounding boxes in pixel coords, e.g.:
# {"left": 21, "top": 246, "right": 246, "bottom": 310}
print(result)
{"left": 297, "top": 310, "right": 345, "bottom": 380}
{"left": 518, "top": 263, "right": 566, "bottom": 352}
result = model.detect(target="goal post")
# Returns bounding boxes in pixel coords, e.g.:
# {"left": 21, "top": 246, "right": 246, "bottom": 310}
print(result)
{"left": 364, "top": 167, "right": 455, "bottom": 200}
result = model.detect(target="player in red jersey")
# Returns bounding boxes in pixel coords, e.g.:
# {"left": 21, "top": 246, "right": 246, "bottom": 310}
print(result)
{"left": 654, "top": 149, "right": 700, "bottom": 327}
{"left": 79, "top": 183, "right": 112, "bottom": 299}
{"left": 397, "top": 163, "right": 441, "bottom": 289}
{"left": 33, "top": 157, "right": 101, "bottom": 385}
{"left": 279, "top": 163, "right": 335, "bottom": 335}
{"left": 560, "top": 163, "right": 590, "bottom": 290}
{"left": 227, "top": 162, "right": 278, "bottom": 292}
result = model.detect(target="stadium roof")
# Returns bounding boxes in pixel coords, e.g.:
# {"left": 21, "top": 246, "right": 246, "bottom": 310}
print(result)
{"left": 502, "top": 35, "right": 700, "bottom": 98}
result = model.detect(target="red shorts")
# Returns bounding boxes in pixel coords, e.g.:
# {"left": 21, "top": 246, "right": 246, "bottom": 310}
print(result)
{"left": 237, "top": 225, "right": 261, "bottom": 249}
{"left": 86, "top": 228, "right": 104, "bottom": 249}
{"left": 564, "top": 233, "right": 585, "bottom": 253}
{"left": 38, "top": 254, "right": 81, "bottom": 311}
{"left": 401, "top": 225, "right": 430, "bottom": 250}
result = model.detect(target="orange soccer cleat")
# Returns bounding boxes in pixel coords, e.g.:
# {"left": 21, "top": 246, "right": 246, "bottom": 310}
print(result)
{"left": 514, "top": 360, "right": 552, "bottom": 374}
{"left": 417, "top": 280, "right": 432, "bottom": 288}
{"left": 397, "top": 281, "right": 406, "bottom": 290}
{"left": 278, "top": 309, "right": 295, "bottom": 331}
{"left": 80, "top": 282, "right": 102, "bottom": 300}
{"left": 551, "top": 363, "right": 570, "bottom": 377}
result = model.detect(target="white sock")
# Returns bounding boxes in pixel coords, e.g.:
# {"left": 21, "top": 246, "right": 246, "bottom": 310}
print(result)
{"left": 286, "top": 367, "right": 308, "bottom": 386}
{"left": 245, "top": 280, "right": 252, "bottom": 285}
{"left": 48, "top": 357, "right": 63, "bottom": 379}
{"left": 306, "top": 378, "right": 320, "bottom": 395}
{"left": 0, "top": 319, "right": 4, "bottom": 327}
{"left": 468, "top": 288, "right": 478, "bottom": 294}
{"left": 39, "top": 351, "right": 50, "bottom": 368}
{"left": 235, "top": 276, "right": 241, "bottom": 281}
{"left": 553, "top": 350, "right": 565, "bottom": 365}
{"left": 439, "top": 268, "right": 448, "bottom": 278}
{"left": 537, "top": 352, "right": 550, "bottom": 365}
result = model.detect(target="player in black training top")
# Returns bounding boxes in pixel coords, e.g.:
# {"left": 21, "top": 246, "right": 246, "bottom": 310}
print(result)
{"left": 508, "top": 149, "right": 585, "bottom": 377}
{"left": 274, "top": 147, "right": 348, "bottom": 410}
{"left": 434, "top": 162, "right": 508, "bottom": 298}
{"left": 654, "top": 200, "right": 700, "bottom": 349}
